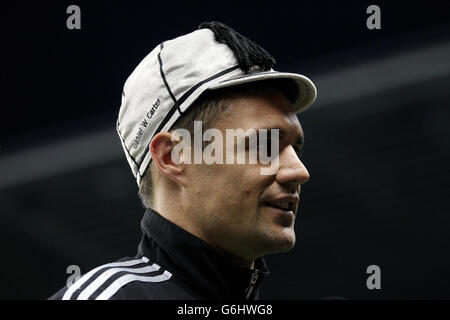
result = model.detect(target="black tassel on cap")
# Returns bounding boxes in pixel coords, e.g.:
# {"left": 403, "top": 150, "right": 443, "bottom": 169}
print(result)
{"left": 198, "top": 21, "right": 276, "bottom": 73}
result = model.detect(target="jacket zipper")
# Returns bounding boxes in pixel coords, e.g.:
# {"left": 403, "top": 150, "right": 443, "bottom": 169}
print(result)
{"left": 245, "top": 268, "right": 259, "bottom": 299}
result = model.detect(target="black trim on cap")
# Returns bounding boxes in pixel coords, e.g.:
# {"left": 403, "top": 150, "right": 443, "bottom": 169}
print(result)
{"left": 218, "top": 71, "right": 273, "bottom": 83}
{"left": 136, "top": 65, "right": 240, "bottom": 178}
{"left": 158, "top": 43, "right": 183, "bottom": 116}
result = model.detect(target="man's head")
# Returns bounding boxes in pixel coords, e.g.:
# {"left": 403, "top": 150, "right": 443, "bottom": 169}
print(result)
{"left": 117, "top": 21, "right": 316, "bottom": 266}
{"left": 140, "top": 79, "right": 309, "bottom": 265}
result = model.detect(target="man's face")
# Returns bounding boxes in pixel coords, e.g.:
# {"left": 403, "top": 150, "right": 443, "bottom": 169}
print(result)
{"left": 183, "top": 88, "right": 310, "bottom": 261}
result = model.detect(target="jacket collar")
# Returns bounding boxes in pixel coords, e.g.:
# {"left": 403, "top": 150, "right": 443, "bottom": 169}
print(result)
{"left": 137, "top": 208, "right": 270, "bottom": 299}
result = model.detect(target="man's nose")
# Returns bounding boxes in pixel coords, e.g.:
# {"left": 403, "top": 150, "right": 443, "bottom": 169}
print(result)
{"left": 276, "top": 146, "right": 310, "bottom": 190}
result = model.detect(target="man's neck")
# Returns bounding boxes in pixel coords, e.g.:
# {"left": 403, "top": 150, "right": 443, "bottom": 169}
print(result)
{"left": 153, "top": 204, "right": 256, "bottom": 270}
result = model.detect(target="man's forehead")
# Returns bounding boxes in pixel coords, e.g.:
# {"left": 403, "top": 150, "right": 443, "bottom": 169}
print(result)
{"left": 217, "top": 90, "right": 300, "bottom": 125}
{"left": 226, "top": 106, "right": 302, "bottom": 134}
{"left": 217, "top": 114, "right": 304, "bottom": 144}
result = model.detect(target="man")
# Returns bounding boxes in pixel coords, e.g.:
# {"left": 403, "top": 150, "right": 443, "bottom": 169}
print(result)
{"left": 49, "top": 21, "right": 316, "bottom": 300}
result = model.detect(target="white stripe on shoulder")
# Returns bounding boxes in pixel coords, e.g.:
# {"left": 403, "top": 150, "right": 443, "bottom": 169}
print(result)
{"left": 77, "top": 263, "right": 160, "bottom": 300}
{"left": 62, "top": 256, "right": 149, "bottom": 300}
{"left": 95, "top": 270, "right": 173, "bottom": 300}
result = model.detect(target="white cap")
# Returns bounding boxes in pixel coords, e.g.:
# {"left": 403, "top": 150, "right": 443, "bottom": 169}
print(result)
{"left": 116, "top": 22, "right": 317, "bottom": 187}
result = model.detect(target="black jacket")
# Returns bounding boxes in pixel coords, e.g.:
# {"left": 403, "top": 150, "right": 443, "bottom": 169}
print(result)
{"left": 49, "top": 208, "right": 270, "bottom": 300}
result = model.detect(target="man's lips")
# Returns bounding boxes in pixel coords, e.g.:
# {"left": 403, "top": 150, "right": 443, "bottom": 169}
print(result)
{"left": 261, "top": 195, "right": 299, "bottom": 214}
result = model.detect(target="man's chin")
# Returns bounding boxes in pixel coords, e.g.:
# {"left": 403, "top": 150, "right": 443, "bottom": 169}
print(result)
{"left": 260, "top": 228, "right": 296, "bottom": 254}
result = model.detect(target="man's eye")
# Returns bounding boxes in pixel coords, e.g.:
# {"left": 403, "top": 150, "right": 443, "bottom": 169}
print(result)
{"left": 266, "top": 138, "right": 272, "bottom": 156}
{"left": 252, "top": 139, "right": 272, "bottom": 154}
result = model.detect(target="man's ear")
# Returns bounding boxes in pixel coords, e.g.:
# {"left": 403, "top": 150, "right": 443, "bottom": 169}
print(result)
{"left": 149, "top": 132, "right": 187, "bottom": 187}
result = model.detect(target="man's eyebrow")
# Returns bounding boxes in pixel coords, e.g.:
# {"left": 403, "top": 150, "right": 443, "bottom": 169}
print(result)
{"left": 265, "top": 127, "right": 304, "bottom": 146}
{"left": 251, "top": 127, "right": 305, "bottom": 154}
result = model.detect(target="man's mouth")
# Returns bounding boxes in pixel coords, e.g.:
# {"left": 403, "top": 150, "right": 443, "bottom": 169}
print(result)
{"left": 263, "top": 201, "right": 295, "bottom": 212}
{"left": 262, "top": 194, "right": 299, "bottom": 214}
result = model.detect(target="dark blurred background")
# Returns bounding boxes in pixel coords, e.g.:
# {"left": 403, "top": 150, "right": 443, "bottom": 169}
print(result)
{"left": 0, "top": 1, "right": 449, "bottom": 299}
